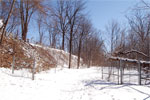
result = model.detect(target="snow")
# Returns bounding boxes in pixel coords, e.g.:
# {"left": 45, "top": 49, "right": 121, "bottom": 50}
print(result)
{"left": 0, "top": 19, "right": 3, "bottom": 28}
{"left": 109, "top": 56, "right": 150, "bottom": 64}
{"left": 0, "top": 67, "right": 150, "bottom": 100}
{"left": 30, "top": 43, "right": 83, "bottom": 68}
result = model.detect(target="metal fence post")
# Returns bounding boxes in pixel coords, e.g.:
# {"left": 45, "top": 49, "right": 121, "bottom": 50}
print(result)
{"left": 120, "top": 60, "right": 123, "bottom": 84}
{"left": 12, "top": 55, "right": 15, "bottom": 74}
{"left": 118, "top": 60, "right": 120, "bottom": 85}
{"left": 138, "top": 60, "right": 141, "bottom": 85}
{"left": 101, "top": 66, "right": 103, "bottom": 79}
{"left": 32, "top": 58, "right": 35, "bottom": 80}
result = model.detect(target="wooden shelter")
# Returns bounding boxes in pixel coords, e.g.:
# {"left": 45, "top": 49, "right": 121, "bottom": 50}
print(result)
{"left": 108, "top": 56, "right": 150, "bottom": 85}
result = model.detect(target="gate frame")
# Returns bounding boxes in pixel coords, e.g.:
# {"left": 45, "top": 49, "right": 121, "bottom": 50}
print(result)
{"left": 108, "top": 56, "right": 150, "bottom": 85}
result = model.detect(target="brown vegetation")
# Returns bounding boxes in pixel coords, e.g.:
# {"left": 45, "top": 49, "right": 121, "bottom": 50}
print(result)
{"left": 0, "top": 35, "right": 56, "bottom": 72}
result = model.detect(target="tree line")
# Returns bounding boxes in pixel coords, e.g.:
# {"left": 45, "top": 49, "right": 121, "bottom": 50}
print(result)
{"left": 0, "top": 0, "right": 104, "bottom": 68}
{"left": 106, "top": 0, "right": 150, "bottom": 63}
{"left": 0, "top": 0, "right": 149, "bottom": 68}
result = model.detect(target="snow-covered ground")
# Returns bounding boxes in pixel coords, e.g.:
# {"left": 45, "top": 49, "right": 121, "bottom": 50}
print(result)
{"left": 0, "top": 67, "right": 150, "bottom": 100}
{"left": 0, "top": 19, "right": 3, "bottom": 28}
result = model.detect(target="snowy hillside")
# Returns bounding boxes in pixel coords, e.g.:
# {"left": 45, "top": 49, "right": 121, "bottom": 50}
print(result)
{"left": 0, "top": 36, "right": 82, "bottom": 72}
{"left": 0, "top": 67, "right": 150, "bottom": 100}
{"left": 31, "top": 44, "right": 82, "bottom": 68}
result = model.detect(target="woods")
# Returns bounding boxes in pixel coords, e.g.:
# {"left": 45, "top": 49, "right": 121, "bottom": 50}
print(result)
{"left": 1, "top": 1, "right": 150, "bottom": 100}
{"left": 0, "top": 0, "right": 150, "bottom": 68}
{"left": 0, "top": 0, "right": 104, "bottom": 68}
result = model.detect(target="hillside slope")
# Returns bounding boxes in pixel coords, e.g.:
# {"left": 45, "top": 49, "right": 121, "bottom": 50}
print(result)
{"left": 0, "top": 36, "right": 81, "bottom": 72}
{"left": 31, "top": 44, "right": 80, "bottom": 68}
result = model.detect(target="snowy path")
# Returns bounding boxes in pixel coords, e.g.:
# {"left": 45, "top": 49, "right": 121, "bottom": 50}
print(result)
{"left": 0, "top": 67, "right": 150, "bottom": 100}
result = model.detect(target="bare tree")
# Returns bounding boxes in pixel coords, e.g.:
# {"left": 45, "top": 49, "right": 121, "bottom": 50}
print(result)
{"left": 105, "top": 20, "right": 121, "bottom": 80}
{"left": 52, "top": 0, "right": 69, "bottom": 50}
{"left": 18, "top": 0, "right": 45, "bottom": 42}
{"left": 127, "top": 11, "right": 150, "bottom": 60}
{"left": 6, "top": 6, "right": 20, "bottom": 34}
{"left": 113, "top": 28, "right": 126, "bottom": 55}
{"left": 45, "top": 16, "right": 60, "bottom": 48}
{"left": 76, "top": 16, "right": 91, "bottom": 68}
{"left": 0, "top": 0, "right": 15, "bottom": 45}
{"left": 66, "top": 0, "right": 85, "bottom": 68}
{"left": 81, "top": 30, "right": 104, "bottom": 67}
{"left": 141, "top": 0, "right": 150, "bottom": 9}
{"left": 0, "top": 0, "right": 20, "bottom": 36}
{"left": 106, "top": 20, "right": 120, "bottom": 54}
{"left": 36, "top": 12, "right": 46, "bottom": 44}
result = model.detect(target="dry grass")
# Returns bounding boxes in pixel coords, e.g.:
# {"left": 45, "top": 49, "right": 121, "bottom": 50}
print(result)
{"left": 0, "top": 35, "right": 56, "bottom": 72}
{"left": 0, "top": 34, "right": 81, "bottom": 72}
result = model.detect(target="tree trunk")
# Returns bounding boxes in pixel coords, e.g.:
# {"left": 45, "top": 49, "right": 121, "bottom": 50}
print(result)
{"left": 77, "top": 38, "right": 82, "bottom": 69}
{"left": 22, "top": 24, "right": 27, "bottom": 42}
{"left": 88, "top": 51, "right": 91, "bottom": 68}
{"left": 62, "top": 31, "right": 65, "bottom": 50}
{"left": 69, "top": 28, "right": 73, "bottom": 69}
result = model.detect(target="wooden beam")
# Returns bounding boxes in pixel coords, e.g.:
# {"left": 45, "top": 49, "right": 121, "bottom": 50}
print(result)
{"left": 109, "top": 56, "right": 150, "bottom": 65}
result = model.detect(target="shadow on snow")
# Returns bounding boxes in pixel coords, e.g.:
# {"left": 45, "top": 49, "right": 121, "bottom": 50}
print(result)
{"left": 83, "top": 79, "right": 150, "bottom": 100}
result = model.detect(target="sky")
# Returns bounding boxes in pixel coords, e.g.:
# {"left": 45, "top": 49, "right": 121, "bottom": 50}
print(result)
{"left": 85, "top": 0, "right": 140, "bottom": 51}
{"left": 28, "top": 0, "right": 140, "bottom": 49}
{"left": 87, "top": 0, "right": 138, "bottom": 30}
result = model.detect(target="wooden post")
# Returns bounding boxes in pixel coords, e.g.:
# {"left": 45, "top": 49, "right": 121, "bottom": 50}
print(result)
{"left": 108, "top": 61, "right": 112, "bottom": 81}
{"left": 118, "top": 60, "right": 120, "bottom": 85}
{"left": 11, "top": 55, "right": 15, "bottom": 74}
{"left": 138, "top": 60, "right": 141, "bottom": 85}
{"left": 55, "top": 65, "right": 56, "bottom": 73}
{"left": 32, "top": 58, "right": 35, "bottom": 80}
{"left": 101, "top": 66, "right": 103, "bottom": 79}
{"left": 108, "top": 64, "right": 109, "bottom": 81}
{"left": 120, "top": 60, "right": 123, "bottom": 84}
{"left": 112, "top": 63, "right": 114, "bottom": 82}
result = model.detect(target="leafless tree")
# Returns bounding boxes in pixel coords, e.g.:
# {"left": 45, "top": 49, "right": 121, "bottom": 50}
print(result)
{"left": 105, "top": 20, "right": 122, "bottom": 80}
{"left": 113, "top": 28, "right": 127, "bottom": 55}
{"left": 0, "top": 0, "right": 15, "bottom": 45}
{"left": 44, "top": 16, "right": 60, "bottom": 48}
{"left": 86, "top": 31, "right": 104, "bottom": 67}
{"left": 76, "top": 16, "right": 92, "bottom": 68}
{"left": 141, "top": 0, "right": 150, "bottom": 9}
{"left": 65, "top": 0, "right": 85, "bottom": 68}
{"left": 0, "top": 0, "right": 20, "bottom": 37}
{"left": 18, "top": 0, "right": 45, "bottom": 42}
{"left": 106, "top": 20, "right": 120, "bottom": 54}
{"left": 127, "top": 11, "right": 150, "bottom": 60}
{"left": 36, "top": 12, "right": 46, "bottom": 44}
{"left": 52, "top": 0, "right": 69, "bottom": 50}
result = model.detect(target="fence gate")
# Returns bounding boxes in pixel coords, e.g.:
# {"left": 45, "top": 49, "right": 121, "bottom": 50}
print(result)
{"left": 106, "top": 56, "right": 150, "bottom": 85}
